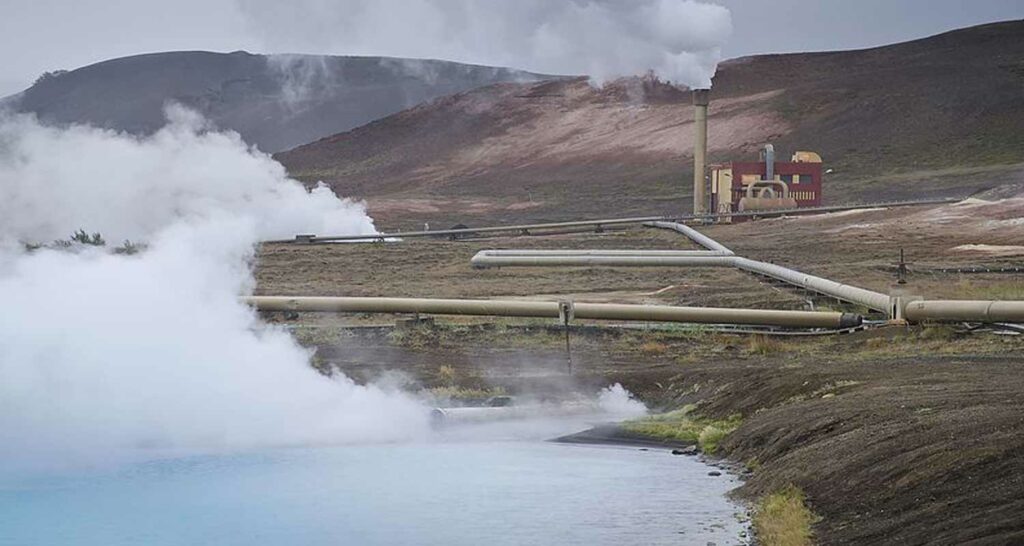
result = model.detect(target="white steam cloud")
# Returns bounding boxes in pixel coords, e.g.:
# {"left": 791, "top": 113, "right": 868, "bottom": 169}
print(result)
{"left": 238, "top": 0, "right": 733, "bottom": 87}
{"left": 0, "top": 110, "right": 424, "bottom": 475}
{"left": 598, "top": 384, "right": 648, "bottom": 418}
{"left": 0, "top": 105, "right": 376, "bottom": 244}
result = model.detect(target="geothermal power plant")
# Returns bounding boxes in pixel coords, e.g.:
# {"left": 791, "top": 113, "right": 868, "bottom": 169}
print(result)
{"left": 251, "top": 88, "right": 1024, "bottom": 331}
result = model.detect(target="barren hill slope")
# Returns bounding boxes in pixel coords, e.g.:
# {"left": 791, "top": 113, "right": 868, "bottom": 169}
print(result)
{"left": 6, "top": 51, "right": 547, "bottom": 152}
{"left": 277, "top": 20, "right": 1024, "bottom": 227}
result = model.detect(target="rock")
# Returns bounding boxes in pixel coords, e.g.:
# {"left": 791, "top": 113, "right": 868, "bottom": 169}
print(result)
{"left": 708, "top": 470, "right": 723, "bottom": 476}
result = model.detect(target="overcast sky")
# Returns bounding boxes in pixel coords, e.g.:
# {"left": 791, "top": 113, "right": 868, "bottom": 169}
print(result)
{"left": 1, "top": 0, "right": 1021, "bottom": 97}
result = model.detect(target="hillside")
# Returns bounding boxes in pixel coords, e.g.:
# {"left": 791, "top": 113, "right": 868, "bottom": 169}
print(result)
{"left": 5, "top": 51, "right": 547, "bottom": 152}
{"left": 276, "top": 20, "right": 1024, "bottom": 227}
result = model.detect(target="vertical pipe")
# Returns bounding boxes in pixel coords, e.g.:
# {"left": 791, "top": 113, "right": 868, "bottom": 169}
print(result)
{"left": 692, "top": 89, "right": 710, "bottom": 216}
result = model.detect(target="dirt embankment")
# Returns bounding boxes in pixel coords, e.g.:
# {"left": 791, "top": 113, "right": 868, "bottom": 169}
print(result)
{"left": 658, "top": 332, "right": 1024, "bottom": 545}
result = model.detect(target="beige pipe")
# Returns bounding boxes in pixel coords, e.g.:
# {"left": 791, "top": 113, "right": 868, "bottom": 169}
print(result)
{"left": 244, "top": 296, "right": 862, "bottom": 329}
{"left": 904, "top": 300, "right": 1024, "bottom": 323}
{"left": 474, "top": 250, "right": 732, "bottom": 257}
{"left": 645, "top": 221, "right": 734, "bottom": 253}
{"left": 469, "top": 248, "right": 891, "bottom": 313}
{"left": 647, "top": 222, "right": 890, "bottom": 312}
{"left": 470, "top": 254, "right": 735, "bottom": 268}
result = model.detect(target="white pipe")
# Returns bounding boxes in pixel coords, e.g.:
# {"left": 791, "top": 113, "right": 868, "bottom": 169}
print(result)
{"left": 645, "top": 221, "right": 734, "bottom": 254}
{"left": 474, "top": 249, "right": 731, "bottom": 256}
{"left": 730, "top": 257, "right": 891, "bottom": 312}
{"left": 904, "top": 300, "right": 1024, "bottom": 323}
{"left": 471, "top": 254, "right": 735, "bottom": 268}
{"left": 647, "top": 222, "right": 889, "bottom": 312}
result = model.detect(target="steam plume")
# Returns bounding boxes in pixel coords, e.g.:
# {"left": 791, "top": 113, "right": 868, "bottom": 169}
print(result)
{"left": 0, "top": 110, "right": 423, "bottom": 475}
{"left": 237, "top": 0, "right": 733, "bottom": 87}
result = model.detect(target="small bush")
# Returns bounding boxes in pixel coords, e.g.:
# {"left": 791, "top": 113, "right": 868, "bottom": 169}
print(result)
{"left": 753, "top": 485, "right": 818, "bottom": 546}
{"left": 114, "top": 240, "right": 142, "bottom": 255}
{"left": 70, "top": 229, "right": 105, "bottom": 246}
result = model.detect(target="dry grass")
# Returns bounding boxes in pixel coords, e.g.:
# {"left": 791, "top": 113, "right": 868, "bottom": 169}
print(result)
{"left": 753, "top": 485, "right": 818, "bottom": 546}
{"left": 746, "top": 335, "right": 792, "bottom": 356}
{"left": 950, "top": 279, "right": 1024, "bottom": 301}
{"left": 637, "top": 340, "right": 669, "bottom": 356}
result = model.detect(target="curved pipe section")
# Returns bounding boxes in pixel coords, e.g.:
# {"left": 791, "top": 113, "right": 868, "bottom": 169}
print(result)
{"left": 470, "top": 249, "right": 890, "bottom": 313}
{"left": 644, "top": 221, "right": 734, "bottom": 254}
{"left": 244, "top": 296, "right": 861, "bottom": 329}
{"left": 645, "top": 222, "right": 889, "bottom": 312}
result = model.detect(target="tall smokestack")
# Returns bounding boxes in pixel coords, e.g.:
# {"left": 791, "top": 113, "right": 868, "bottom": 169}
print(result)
{"left": 692, "top": 89, "right": 710, "bottom": 216}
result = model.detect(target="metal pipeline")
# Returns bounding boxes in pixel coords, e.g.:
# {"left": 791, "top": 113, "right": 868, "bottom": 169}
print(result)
{"left": 730, "top": 257, "right": 891, "bottom": 312}
{"left": 904, "top": 300, "right": 1024, "bottom": 323}
{"left": 647, "top": 222, "right": 890, "bottom": 312}
{"left": 262, "top": 198, "right": 957, "bottom": 244}
{"left": 644, "top": 221, "right": 734, "bottom": 253}
{"left": 471, "top": 254, "right": 735, "bottom": 268}
{"left": 472, "top": 249, "right": 732, "bottom": 256}
{"left": 431, "top": 403, "right": 599, "bottom": 426}
{"left": 244, "top": 296, "right": 862, "bottom": 329}
{"left": 470, "top": 253, "right": 889, "bottom": 313}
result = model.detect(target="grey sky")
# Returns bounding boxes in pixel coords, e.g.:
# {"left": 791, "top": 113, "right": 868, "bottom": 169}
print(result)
{"left": 1, "top": 0, "right": 1021, "bottom": 97}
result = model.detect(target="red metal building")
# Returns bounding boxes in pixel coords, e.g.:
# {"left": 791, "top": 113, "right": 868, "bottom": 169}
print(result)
{"left": 709, "top": 146, "right": 823, "bottom": 221}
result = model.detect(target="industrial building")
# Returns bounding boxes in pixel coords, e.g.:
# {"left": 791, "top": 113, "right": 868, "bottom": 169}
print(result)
{"left": 709, "top": 146, "right": 824, "bottom": 220}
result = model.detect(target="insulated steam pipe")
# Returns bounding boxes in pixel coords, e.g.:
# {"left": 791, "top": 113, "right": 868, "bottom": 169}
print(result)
{"left": 469, "top": 252, "right": 890, "bottom": 312}
{"left": 644, "top": 221, "right": 734, "bottom": 254}
{"left": 473, "top": 249, "right": 732, "bottom": 256}
{"left": 729, "top": 257, "right": 891, "bottom": 312}
{"left": 263, "top": 198, "right": 957, "bottom": 244}
{"left": 647, "top": 222, "right": 890, "bottom": 312}
{"left": 244, "top": 296, "right": 862, "bottom": 329}
{"left": 471, "top": 254, "right": 735, "bottom": 268}
{"left": 904, "top": 300, "right": 1024, "bottom": 323}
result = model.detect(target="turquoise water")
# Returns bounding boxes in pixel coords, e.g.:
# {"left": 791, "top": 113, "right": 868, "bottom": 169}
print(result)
{"left": 0, "top": 424, "right": 747, "bottom": 545}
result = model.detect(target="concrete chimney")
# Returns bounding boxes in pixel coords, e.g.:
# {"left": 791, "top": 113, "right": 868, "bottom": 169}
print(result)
{"left": 692, "top": 89, "right": 710, "bottom": 216}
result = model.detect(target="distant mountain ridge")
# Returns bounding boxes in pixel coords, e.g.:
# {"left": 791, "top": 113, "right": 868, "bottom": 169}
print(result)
{"left": 275, "top": 20, "right": 1024, "bottom": 225}
{"left": 6, "top": 50, "right": 550, "bottom": 152}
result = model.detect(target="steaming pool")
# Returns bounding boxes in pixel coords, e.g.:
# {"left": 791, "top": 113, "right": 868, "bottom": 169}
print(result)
{"left": 0, "top": 420, "right": 749, "bottom": 545}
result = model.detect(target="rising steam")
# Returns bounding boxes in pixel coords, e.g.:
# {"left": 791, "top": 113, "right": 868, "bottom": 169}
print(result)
{"left": 0, "top": 105, "right": 376, "bottom": 244}
{"left": 0, "top": 110, "right": 425, "bottom": 475}
{"left": 237, "top": 0, "right": 733, "bottom": 87}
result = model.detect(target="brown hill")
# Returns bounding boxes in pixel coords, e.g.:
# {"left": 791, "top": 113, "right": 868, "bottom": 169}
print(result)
{"left": 7, "top": 51, "right": 548, "bottom": 152}
{"left": 277, "top": 21, "right": 1024, "bottom": 227}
